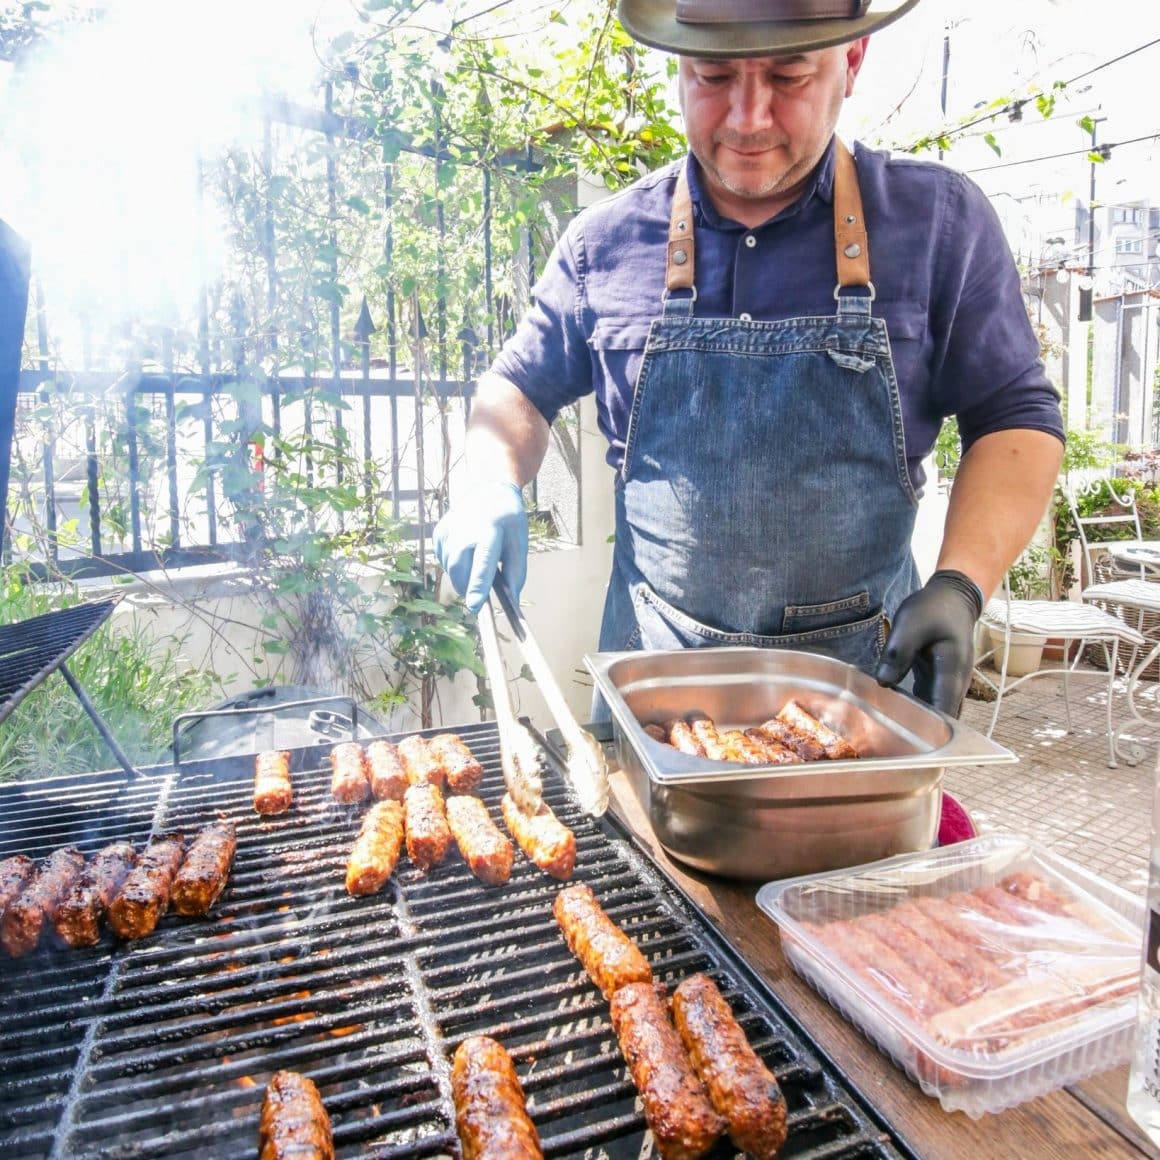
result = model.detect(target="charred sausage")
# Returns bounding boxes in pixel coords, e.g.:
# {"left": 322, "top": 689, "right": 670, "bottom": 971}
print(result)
{"left": 643, "top": 723, "right": 668, "bottom": 743}
{"left": 345, "top": 800, "right": 406, "bottom": 896}
{"left": 671, "top": 973, "right": 786, "bottom": 1160}
{"left": 501, "top": 793, "right": 576, "bottom": 880}
{"left": 107, "top": 833, "right": 186, "bottom": 940}
{"left": 366, "top": 740, "right": 409, "bottom": 801}
{"left": 254, "top": 750, "right": 293, "bottom": 815}
{"left": 398, "top": 733, "right": 446, "bottom": 788}
{"left": 430, "top": 733, "right": 484, "bottom": 794}
{"left": 54, "top": 841, "right": 138, "bottom": 948}
{"left": 258, "top": 1069, "right": 334, "bottom": 1160}
{"left": 718, "top": 729, "right": 777, "bottom": 765}
{"left": 609, "top": 981, "right": 725, "bottom": 1160}
{"left": 749, "top": 717, "right": 826, "bottom": 762}
{"left": 775, "top": 701, "right": 859, "bottom": 759}
{"left": 446, "top": 794, "right": 513, "bottom": 886}
{"left": 171, "top": 821, "right": 237, "bottom": 916}
{"left": 1, "top": 846, "right": 86, "bottom": 957}
{"left": 0, "top": 854, "right": 35, "bottom": 918}
{"left": 329, "top": 742, "right": 371, "bottom": 804}
{"left": 451, "top": 1035, "right": 542, "bottom": 1160}
{"left": 404, "top": 782, "right": 452, "bottom": 870}
{"left": 552, "top": 882, "right": 652, "bottom": 999}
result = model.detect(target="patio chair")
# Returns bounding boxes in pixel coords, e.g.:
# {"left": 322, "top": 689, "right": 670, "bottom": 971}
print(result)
{"left": 975, "top": 572, "right": 1147, "bottom": 768}
{"left": 1064, "top": 477, "right": 1145, "bottom": 587}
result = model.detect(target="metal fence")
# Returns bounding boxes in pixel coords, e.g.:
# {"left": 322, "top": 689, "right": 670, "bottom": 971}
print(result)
{"left": 8, "top": 88, "right": 559, "bottom": 581}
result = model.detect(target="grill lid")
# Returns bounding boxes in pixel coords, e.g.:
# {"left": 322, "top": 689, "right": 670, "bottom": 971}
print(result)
{"left": 0, "top": 721, "right": 914, "bottom": 1159}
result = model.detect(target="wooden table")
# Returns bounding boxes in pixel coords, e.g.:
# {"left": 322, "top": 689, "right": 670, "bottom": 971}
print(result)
{"left": 606, "top": 769, "right": 1160, "bottom": 1159}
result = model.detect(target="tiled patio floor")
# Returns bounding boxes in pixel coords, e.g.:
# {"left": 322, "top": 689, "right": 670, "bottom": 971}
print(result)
{"left": 954, "top": 660, "right": 1160, "bottom": 899}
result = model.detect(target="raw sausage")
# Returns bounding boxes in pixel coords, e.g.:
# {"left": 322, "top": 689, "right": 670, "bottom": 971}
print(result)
{"left": 404, "top": 782, "right": 452, "bottom": 870}
{"left": 366, "top": 740, "right": 409, "bottom": 801}
{"left": 254, "top": 750, "right": 293, "bottom": 815}
{"left": 1, "top": 846, "right": 86, "bottom": 957}
{"left": 345, "top": 800, "right": 405, "bottom": 896}
{"left": 552, "top": 882, "right": 652, "bottom": 999}
{"left": 446, "top": 794, "right": 513, "bottom": 886}
{"left": 609, "top": 980, "right": 725, "bottom": 1160}
{"left": 501, "top": 793, "right": 576, "bottom": 880}
{"left": 329, "top": 741, "right": 370, "bottom": 804}
{"left": 258, "top": 1069, "right": 334, "bottom": 1160}
{"left": 671, "top": 973, "right": 786, "bottom": 1160}
{"left": 171, "top": 821, "right": 237, "bottom": 916}
{"left": 430, "top": 733, "right": 484, "bottom": 794}
{"left": 451, "top": 1035, "right": 542, "bottom": 1160}
{"left": 54, "top": 841, "right": 137, "bottom": 948}
{"left": 107, "top": 833, "right": 186, "bottom": 940}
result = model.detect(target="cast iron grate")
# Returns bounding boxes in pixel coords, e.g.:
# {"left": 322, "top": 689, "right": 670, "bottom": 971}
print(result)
{"left": 0, "top": 601, "right": 118, "bottom": 726}
{"left": 0, "top": 721, "right": 913, "bottom": 1159}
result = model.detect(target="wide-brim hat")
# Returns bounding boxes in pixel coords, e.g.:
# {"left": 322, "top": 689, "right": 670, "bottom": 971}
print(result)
{"left": 618, "top": 0, "right": 924, "bottom": 58}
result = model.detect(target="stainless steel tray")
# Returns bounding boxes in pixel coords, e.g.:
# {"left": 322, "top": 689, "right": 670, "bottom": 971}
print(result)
{"left": 584, "top": 647, "right": 1016, "bottom": 880}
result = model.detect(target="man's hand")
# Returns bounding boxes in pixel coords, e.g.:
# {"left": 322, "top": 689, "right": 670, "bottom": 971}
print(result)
{"left": 875, "top": 570, "right": 984, "bottom": 717}
{"left": 433, "top": 480, "right": 528, "bottom": 613}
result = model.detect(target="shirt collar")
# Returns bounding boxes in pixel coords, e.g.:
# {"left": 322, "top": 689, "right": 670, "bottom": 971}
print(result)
{"left": 686, "top": 135, "right": 838, "bottom": 230}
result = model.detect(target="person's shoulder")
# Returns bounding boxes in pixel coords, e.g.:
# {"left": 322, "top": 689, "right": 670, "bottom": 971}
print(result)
{"left": 852, "top": 141, "right": 995, "bottom": 223}
{"left": 853, "top": 140, "right": 972, "bottom": 190}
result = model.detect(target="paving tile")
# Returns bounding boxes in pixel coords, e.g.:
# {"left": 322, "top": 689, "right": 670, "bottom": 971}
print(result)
{"left": 952, "top": 662, "right": 1159, "bottom": 899}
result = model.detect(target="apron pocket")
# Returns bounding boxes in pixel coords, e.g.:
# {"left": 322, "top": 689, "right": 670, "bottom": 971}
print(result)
{"left": 632, "top": 583, "right": 886, "bottom": 672}
{"left": 783, "top": 591, "right": 871, "bottom": 633}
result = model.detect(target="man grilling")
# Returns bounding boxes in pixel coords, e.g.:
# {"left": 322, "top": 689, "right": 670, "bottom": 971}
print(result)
{"left": 434, "top": 0, "right": 1065, "bottom": 719}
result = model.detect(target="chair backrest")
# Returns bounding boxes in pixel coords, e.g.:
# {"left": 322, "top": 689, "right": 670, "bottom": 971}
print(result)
{"left": 1063, "top": 477, "right": 1144, "bottom": 587}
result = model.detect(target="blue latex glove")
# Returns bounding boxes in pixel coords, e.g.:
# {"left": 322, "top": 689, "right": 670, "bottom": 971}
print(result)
{"left": 433, "top": 480, "right": 528, "bottom": 613}
{"left": 875, "top": 569, "right": 984, "bottom": 717}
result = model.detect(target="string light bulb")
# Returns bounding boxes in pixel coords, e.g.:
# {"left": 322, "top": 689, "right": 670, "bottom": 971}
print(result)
{"left": 1056, "top": 268, "right": 1071, "bottom": 285}
{"left": 1077, "top": 274, "right": 1094, "bottom": 291}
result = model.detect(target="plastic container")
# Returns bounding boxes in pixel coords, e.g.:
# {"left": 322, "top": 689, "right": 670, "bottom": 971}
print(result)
{"left": 756, "top": 833, "right": 1144, "bottom": 1117}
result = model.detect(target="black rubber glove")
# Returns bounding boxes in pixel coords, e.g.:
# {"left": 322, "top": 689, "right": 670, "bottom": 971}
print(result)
{"left": 875, "top": 570, "right": 984, "bottom": 717}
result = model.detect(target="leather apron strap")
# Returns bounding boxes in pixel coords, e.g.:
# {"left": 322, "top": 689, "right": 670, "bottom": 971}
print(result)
{"left": 664, "top": 137, "right": 871, "bottom": 295}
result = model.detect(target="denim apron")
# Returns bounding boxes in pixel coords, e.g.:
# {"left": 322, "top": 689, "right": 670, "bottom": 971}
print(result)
{"left": 598, "top": 140, "right": 920, "bottom": 675}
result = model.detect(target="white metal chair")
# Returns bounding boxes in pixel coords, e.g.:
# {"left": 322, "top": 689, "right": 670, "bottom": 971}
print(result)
{"left": 1064, "top": 477, "right": 1146, "bottom": 587}
{"left": 975, "top": 572, "right": 1147, "bottom": 767}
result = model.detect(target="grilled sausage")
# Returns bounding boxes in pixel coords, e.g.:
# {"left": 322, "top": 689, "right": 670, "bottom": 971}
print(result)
{"left": 741, "top": 727, "right": 803, "bottom": 765}
{"left": 552, "top": 882, "right": 652, "bottom": 999}
{"left": 54, "top": 841, "right": 138, "bottom": 948}
{"left": 258, "top": 1069, "right": 334, "bottom": 1160}
{"left": 446, "top": 794, "right": 513, "bottom": 886}
{"left": 451, "top": 1035, "right": 543, "bottom": 1160}
{"left": 687, "top": 715, "right": 731, "bottom": 762}
{"left": 501, "top": 793, "right": 576, "bottom": 880}
{"left": 171, "top": 821, "right": 237, "bottom": 917}
{"left": 107, "top": 833, "right": 186, "bottom": 940}
{"left": 609, "top": 981, "right": 725, "bottom": 1160}
{"left": 671, "top": 973, "right": 786, "bottom": 1160}
{"left": 329, "top": 742, "right": 371, "bottom": 804}
{"left": 749, "top": 717, "right": 826, "bottom": 762}
{"left": 404, "top": 782, "right": 452, "bottom": 870}
{"left": 430, "top": 733, "right": 484, "bottom": 794}
{"left": 345, "top": 800, "right": 406, "bottom": 896}
{"left": 0, "top": 854, "right": 35, "bottom": 917}
{"left": 398, "top": 734, "right": 446, "bottom": 787}
{"left": 366, "top": 740, "right": 409, "bottom": 801}
{"left": 718, "top": 729, "right": 776, "bottom": 765}
{"left": 643, "top": 723, "right": 668, "bottom": 743}
{"left": 775, "top": 700, "right": 859, "bottom": 759}
{"left": 254, "top": 750, "right": 293, "bottom": 815}
{"left": 665, "top": 720, "right": 707, "bottom": 757}
{"left": 1, "top": 846, "right": 86, "bottom": 957}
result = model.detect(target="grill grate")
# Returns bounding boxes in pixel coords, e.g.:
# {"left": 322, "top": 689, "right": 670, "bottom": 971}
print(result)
{"left": 0, "top": 722, "right": 912, "bottom": 1159}
{"left": 0, "top": 602, "right": 118, "bottom": 726}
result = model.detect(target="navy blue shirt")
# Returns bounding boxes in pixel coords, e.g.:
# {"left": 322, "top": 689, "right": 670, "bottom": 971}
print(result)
{"left": 490, "top": 138, "right": 1064, "bottom": 492}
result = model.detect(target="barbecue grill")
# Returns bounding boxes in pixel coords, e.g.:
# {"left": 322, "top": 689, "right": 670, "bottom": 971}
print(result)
{"left": 0, "top": 717, "right": 915, "bottom": 1159}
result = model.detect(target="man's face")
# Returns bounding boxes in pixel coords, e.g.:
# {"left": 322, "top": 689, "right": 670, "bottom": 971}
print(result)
{"left": 677, "top": 40, "right": 868, "bottom": 226}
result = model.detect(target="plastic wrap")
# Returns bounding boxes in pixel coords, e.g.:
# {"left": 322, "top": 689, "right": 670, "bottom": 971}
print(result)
{"left": 757, "top": 834, "right": 1144, "bottom": 1116}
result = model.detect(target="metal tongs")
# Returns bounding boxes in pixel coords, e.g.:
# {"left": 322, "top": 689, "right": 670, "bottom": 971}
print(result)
{"left": 491, "top": 573, "right": 610, "bottom": 817}
{"left": 475, "top": 595, "right": 547, "bottom": 815}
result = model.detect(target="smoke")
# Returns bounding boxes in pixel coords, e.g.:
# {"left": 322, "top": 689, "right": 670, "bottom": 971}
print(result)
{"left": 0, "top": 0, "right": 348, "bottom": 360}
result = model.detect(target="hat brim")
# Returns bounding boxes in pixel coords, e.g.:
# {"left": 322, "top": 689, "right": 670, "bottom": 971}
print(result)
{"left": 618, "top": 0, "right": 923, "bottom": 57}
